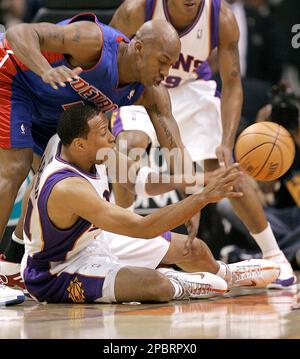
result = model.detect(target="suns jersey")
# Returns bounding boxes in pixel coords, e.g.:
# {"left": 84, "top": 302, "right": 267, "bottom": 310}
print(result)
{"left": 145, "top": 0, "right": 221, "bottom": 88}
{"left": 1, "top": 13, "right": 144, "bottom": 123}
{"left": 23, "top": 134, "right": 110, "bottom": 271}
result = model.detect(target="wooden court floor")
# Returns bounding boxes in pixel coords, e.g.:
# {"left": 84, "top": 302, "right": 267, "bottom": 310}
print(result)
{"left": 1, "top": 272, "right": 300, "bottom": 339}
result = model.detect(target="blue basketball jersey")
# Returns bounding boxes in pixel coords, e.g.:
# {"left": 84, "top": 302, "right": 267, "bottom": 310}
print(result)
{"left": 6, "top": 13, "right": 144, "bottom": 125}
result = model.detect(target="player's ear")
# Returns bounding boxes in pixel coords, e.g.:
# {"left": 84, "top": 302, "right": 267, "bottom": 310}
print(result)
{"left": 73, "top": 138, "right": 84, "bottom": 150}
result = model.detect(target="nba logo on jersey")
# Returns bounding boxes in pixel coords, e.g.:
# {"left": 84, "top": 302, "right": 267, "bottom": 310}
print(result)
{"left": 197, "top": 29, "right": 203, "bottom": 39}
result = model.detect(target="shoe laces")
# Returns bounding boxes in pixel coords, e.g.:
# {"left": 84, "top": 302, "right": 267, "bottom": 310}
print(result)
{"left": 231, "top": 265, "right": 262, "bottom": 283}
{"left": 0, "top": 274, "right": 8, "bottom": 288}
{"left": 172, "top": 275, "right": 212, "bottom": 299}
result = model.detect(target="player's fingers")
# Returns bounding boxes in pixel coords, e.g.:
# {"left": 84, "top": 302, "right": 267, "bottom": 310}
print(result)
{"left": 219, "top": 164, "right": 241, "bottom": 180}
{"left": 63, "top": 66, "right": 81, "bottom": 81}
{"left": 222, "top": 170, "right": 243, "bottom": 185}
{"left": 71, "top": 66, "right": 83, "bottom": 79}
{"left": 183, "top": 237, "right": 194, "bottom": 256}
{"left": 226, "top": 190, "right": 244, "bottom": 198}
{"left": 56, "top": 67, "right": 75, "bottom": 84}
{"left": 47, "top": 79, "right": 58, "bottom": 90}
{"left": 217, "top": 154, "right": 225, "bottom": 168}
{"left": 46, "top": 71, "right": 66, "bottom": 88}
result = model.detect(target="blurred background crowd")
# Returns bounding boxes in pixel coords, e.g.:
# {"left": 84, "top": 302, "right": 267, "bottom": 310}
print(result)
{"left": 0, "top": 0, "right": 299, "bottom": 266}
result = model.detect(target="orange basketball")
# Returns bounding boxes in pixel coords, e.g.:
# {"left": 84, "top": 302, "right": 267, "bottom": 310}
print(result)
{"left": 234, "top": 122, "right": 295, "bottom": 181}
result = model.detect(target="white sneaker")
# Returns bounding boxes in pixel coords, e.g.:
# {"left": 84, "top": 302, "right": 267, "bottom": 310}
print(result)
{"left": 0, "top": 258, "right": 25, "bottom": 291}
{"left": 228, "top": 259, "right": 280, "bottom": 288}
{"left": 0, "top": 275, "right": 25, "bottom": 306}
{"left": 158, "top": 268, "right": 228, "bottom": 299}
{"left": 264, "top": 252, "right": 297, "bottom": 289}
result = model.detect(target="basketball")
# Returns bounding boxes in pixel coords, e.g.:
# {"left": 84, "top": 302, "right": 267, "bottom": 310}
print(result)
{"left": 234, "top": 122, "right": 295, "bottom": 181}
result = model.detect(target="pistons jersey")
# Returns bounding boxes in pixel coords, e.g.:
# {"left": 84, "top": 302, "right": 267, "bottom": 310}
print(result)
{"left": 23, "top": 134, "right": 110, "bottom": 271}
{"left": 145, "top": 0, "right": 221, "bottom": 88}
{"left": 1, "top": 13, "right": 144, "bottom": 122}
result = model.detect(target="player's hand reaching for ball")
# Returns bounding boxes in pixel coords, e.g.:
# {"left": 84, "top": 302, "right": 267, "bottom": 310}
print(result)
{"left": 201, "top": 163, "right": 244, "bottom": 203}
{"left": 41, "top": 66, "right": 83, "bottom": 90}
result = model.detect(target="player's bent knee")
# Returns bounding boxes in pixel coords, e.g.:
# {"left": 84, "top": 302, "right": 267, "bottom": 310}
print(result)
{"left": 148, "top": 271, "right": 174, "bottom": 302}
{"left": 186, "top": 238, "right": 205, "bottom": 261}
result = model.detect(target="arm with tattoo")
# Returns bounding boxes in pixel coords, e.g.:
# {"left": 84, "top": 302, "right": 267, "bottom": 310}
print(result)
{"left": 141, "top": 85, "right": 195, "bottom": 178}
{"left": 6, "top": 21, "right": 102, "bottom": 88}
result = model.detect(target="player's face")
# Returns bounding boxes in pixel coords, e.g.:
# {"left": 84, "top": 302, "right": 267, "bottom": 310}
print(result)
{"left": 85, "top": 114, "right": 115, "bottom": 162}
{"left": 138, "top": 45, "right": 178, "bottom": 87}
{"left": 168, "top": 0, "right": 202, "bottom": 15}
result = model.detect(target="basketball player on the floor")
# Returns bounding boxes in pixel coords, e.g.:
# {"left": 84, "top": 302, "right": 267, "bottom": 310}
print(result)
{"left": 19, "top": 105, "right": 279, "bottom": 304}
{"left": 109, "top": 0, "right": 296, "bottom": 288}
{"left": 0, "top": 16, "right": 201, "bottom": 304}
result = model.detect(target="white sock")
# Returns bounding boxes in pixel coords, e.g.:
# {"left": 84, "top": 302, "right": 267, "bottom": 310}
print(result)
{"left": 126, "top": 203, "right": 135, "bottom": 212}
{"left": 216, "top": 261, "right": 231, "bottom": 283}
{"left": 11, "top": 232, "right": 24, "bottom": 245}
{"left": 250, "top": 223, "right": 281, "bottom": 258}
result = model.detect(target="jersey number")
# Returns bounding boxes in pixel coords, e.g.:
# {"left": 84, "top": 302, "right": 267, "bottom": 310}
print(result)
{"left": 164, "top": 76, "right": 182, "bottom": 88}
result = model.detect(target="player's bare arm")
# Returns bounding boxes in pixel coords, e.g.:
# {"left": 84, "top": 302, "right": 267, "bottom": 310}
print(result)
{"left": 114, "top": 149, "right": 202, "bottom": 196}
{"left": 5, "top": 21, "right": 102, "bottom": 89}
{"left": 109, "top": 0, "right": 145, "bottom": 37}
{"left": 216, "top": 1, "right": 243, "bottom": 167}
{"left": 47, "top": 166, "right": 243, "bottom": 239}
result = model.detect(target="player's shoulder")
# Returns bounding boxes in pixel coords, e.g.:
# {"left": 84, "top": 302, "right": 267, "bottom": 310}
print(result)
{"left": 121, "top": 0, "right": 147, "bottom": 14}
{"left": 50, "top": 175, "right": 89, "bottom": 201}
{"left": 219, "top": 0, "right": 239, "bottom": 40}
{"left": 110, "top": 0, "right": 146, "bottom": 34}
{"left": 219, "top": 0, "right": 238, "bottom": 26}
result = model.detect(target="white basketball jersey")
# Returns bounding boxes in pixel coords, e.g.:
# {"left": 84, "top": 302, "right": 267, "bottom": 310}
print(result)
{"left": 23, "top": 134, "right": 110, "bottom": 267}
{"left": 145, "top": 0, "right": 221, "bottom": 88}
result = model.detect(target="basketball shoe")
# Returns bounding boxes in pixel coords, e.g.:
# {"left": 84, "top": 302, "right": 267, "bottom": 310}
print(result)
{"left": 157, "top": 268, "right": 228, "bottom": 299}
{"left": 0, "top": 255, "right": 25, "bottom": 291}
{"left": 0, "top": 275, "right": 25, "bottom": 306}
{"left": 225, "top": 259, "right": 280, "bottom": 288}
{"left": 264, "top": 252, "right": 297, "bottom": 289}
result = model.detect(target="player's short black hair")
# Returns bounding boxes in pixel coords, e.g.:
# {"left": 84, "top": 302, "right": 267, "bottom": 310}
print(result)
{"left": 57, "top": 105, "right": 100, "bottom": 146}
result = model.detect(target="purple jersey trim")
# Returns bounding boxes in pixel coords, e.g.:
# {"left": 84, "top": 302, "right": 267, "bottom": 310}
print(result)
{"left": 163, "top": 0, "right": 205, "bottom": 38}
{"left": 55, "top": 141, "right": 99, "bottom": 180}
{"left": 111, "top": 109, "right": 124, "bottom": 138}
{"left": 145, "top": 0, "right": 156, "bottom": 21}
{"left": 210, "top": 0, "right": 221, "bottom": 50}
{"left": 194, "top": 60, "right": 213, "bottom": 80}
{"left": 35, "top": 170, "right": 92, "bottom": 262}
{"left": 161, "top": 231, "right": 172, "bottom": 242}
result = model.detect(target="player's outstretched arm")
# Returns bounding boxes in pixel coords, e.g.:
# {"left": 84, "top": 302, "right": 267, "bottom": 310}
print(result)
{"left": 216, "top": 1, "right": 243, "bottom": 167}
{"left": 48, "top": 165, "right": 243, "bottom": 239}
{"left": 5, "top": 21, "right": 102, "bottom": 89}
{"left": 109, "top": 0, "right": 146, "bottom": 37}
